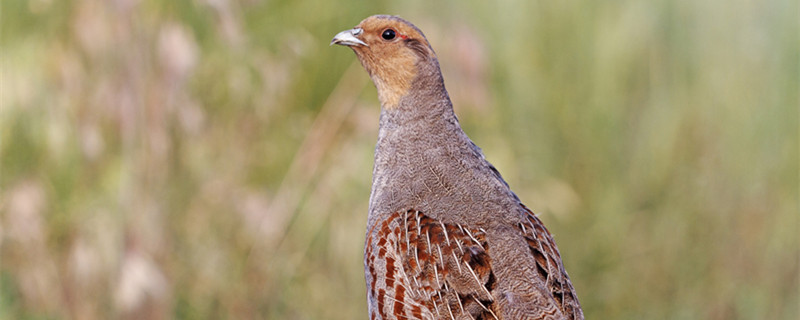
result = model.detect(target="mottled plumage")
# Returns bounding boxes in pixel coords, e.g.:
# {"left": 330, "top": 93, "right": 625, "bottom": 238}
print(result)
{"left": 333, "top": 15, "right": 583, "bottom": 320}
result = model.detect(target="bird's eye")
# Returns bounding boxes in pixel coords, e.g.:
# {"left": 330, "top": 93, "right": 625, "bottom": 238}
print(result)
{"left": 381, "top": 29, "right": 396, "bottom": 40}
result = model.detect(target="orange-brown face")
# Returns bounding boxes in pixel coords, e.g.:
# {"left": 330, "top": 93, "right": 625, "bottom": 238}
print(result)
{"left": 332, "top": 15, "right": 435, "bottom": 109}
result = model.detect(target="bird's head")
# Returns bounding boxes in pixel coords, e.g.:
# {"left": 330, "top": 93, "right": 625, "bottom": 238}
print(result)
{"left": 332, "top": 15, "right": 440, "bottom": 109}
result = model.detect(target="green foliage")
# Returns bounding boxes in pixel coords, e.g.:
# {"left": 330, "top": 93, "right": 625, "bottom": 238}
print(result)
{"left": 1, "top": 0, "right": 797, "bottom": 319}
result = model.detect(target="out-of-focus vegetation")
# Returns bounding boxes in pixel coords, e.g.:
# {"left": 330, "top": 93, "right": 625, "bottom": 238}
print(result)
{"left": 1, "top": 0, "right": 797, "bottom": 319}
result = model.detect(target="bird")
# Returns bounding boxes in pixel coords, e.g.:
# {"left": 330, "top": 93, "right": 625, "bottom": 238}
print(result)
{"left": 332, "top": 15, "right": 584, "bottom": 320}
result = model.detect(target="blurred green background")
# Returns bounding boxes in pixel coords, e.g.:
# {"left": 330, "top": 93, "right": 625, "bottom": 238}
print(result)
{"left": 1, "top": 0, "right": 798, "bottom": 319}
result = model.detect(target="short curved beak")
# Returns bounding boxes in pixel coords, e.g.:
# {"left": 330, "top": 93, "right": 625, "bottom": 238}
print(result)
{"left": 331, "top": 27, "right": 368, "bottom": 47}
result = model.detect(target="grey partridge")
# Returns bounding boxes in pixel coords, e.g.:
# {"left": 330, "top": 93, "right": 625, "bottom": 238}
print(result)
{"left": 332, "top": 15, "right": 584, "bottom": 320}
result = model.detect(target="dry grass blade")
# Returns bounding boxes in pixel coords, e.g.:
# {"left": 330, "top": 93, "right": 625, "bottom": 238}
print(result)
{"left": 246, "top": 60, "right": 368, "bottom": 260}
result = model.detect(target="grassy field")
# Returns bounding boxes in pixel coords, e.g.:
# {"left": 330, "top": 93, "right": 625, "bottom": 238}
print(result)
{"left": 1, "top": 0, "right": 798, "bottom": 319}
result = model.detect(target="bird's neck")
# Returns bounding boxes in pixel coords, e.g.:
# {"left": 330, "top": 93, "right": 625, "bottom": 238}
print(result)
{"left": 376, "top": 67, "right": 460, "bottom": 151}
{"left": 368, "top": 69, "right": 519, "bottom": 224}
{"left": 370, "top": 69, "right": 468, "bottom": 201}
